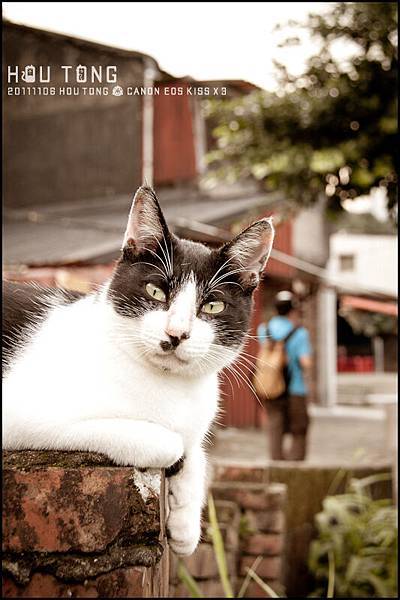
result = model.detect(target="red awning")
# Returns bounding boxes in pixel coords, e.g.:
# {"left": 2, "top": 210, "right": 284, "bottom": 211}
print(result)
{"left": 341, "top": 295, "right": 398, "bottom": 317}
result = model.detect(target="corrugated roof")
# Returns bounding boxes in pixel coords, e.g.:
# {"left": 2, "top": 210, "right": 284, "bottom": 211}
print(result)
{"left": 3, "top": 190, "right": 279, "bottom": 266}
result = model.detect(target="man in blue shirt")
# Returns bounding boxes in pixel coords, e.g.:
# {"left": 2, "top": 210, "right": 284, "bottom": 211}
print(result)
{"left": 257, "top": 291, "right": 312, "bottom": 461}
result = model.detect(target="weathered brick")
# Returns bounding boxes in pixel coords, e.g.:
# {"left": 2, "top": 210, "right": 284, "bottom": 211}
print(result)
{"left": 2, "top": 566, "right": 159, "bottom": 598}
{"left": 236, "top": 577, "right": 285, "bottom": 598}
{"left": 2, "top": 451, "right": 169, "bottom": 598}
{"left": 2, "top": 451, "right": 161, "bottom": 553}
{"left": 173, "top": 579, "right": 227, "bottom": 598}
{"left": 201, "top": 500, "right": 240, "bottom": 550}
{"left": 212, "top": 466, "right": 267, "bottom": 483}
{"left": 242, "top": 533, "right": 284, "bottom": 556}
{"left": 181, "top": 543, "right": 236, "bottom": 580}
{"left": 196, "top": 579, "right": 227, "bottom": 597}
{"left": 202, "top": 521, "right": 239, "bottom": 550}
{"left": 240, "top": 556, "right": 282, "bottom": 580}
{"left": 244, "top": 509, "right": 285, "bottom": 533}
{"left": 212, "top": 482, "right": 286, "bottom": 511}
{"left": 169, "top": 550, "right": 180, "bottom": 584}
{"left": 211, "top": 499, "right": 241, "bottom": 524}
{"left": 182, "top": 543, "right": 218, "bottom": 579}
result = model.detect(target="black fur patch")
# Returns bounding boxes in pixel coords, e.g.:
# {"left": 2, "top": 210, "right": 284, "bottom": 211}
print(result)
{"left": 2, "top": 281, "right": 84, "bottom": 372}
{"left": 165, "top": 456, "right": 185, "bottom": 478}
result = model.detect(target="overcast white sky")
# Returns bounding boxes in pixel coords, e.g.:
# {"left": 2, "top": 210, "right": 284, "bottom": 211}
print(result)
{"left": 3, "top": 2, "right": 335, "bottom": 90}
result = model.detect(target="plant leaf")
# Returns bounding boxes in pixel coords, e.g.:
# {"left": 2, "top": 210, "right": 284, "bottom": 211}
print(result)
{"left": 177, "top": 561, "right": 203, "bottom": 598}
{"left": 208, "top": 493, "right": 234, "bottom": 598}
{"left": 246, "top": 567, "right": 281, "bottom": 598}
{"left": 327, "top": 550, "right": 335, "bottom": 598}
{"left": 237, "top": 556, "right": 263, "bottom": 598}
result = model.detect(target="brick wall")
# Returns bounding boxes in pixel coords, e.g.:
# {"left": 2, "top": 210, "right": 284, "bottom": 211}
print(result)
{"left": 2, "top": 451, "right": 169, "bottom": 598}
{"left": 213, "top": 462, "right": 393, "bottom": 597}
{"left": 170, "top": 499, "right": 241, "bottom": 597}
{"left": 169, "top": 479, "right": 287, "bottom": 598}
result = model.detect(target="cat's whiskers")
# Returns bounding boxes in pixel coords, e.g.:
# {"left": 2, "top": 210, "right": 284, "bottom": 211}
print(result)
{"left": 206, "top": 247, "right": 254, "bottom": 295}
{"left": 210, "top": 341, "right": 275, "bottom": 369}
{"left": 106, "top": 327, "right": 146, "bottom": 344}
{"left": 212, "top": 280, "right": 244, "bottom": 292}
{"left": 144, "top": 246, "right": 170, "bottom": 282}
{"left": 207, "top": 253, "right": 237, "bottom": 289}
{"left": 224, "top": 362, "right": 265, "bottom": 410}
{"left": 236, "top": 349, "right": 276, "bottom": 368}
{"left": 220, "top": 360, "right": 264, "bottom": 409}
{"left": 206, "top": 342, "right": 272, "bottom": 402}
{"left": 131, "top": 261, "right": 168, "bottom": 281}
{"left": 205, "top": 344, "right": 269, "bottom": 403}
{"left": 153, "top": 234, "right": 173, "bottom": 278}
{"left": 162, "top": 232, "right": 174, "bottom": 276}
{"left": 197, "top": 351, "right": 225, "bottom": 375}
{"left": 119, "top": 347, "right": 150, "bottom": 362}
{"left": 226, "top": 329, "right": 272, "bottom": 340}
{"left": 207, "top": 267, "right": 247, "bottom": 294}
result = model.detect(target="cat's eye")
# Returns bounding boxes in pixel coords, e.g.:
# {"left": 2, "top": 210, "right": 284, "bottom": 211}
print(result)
{"left": 145, "top": 283, "right": 167, "bottom": 303}
{"left": 201, "top": 301, "right": 225, "bottom": 315}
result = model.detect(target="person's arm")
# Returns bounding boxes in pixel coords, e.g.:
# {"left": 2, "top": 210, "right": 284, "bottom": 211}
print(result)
{"left": 298, "top": 329, "right": 313, "bottom": 376}
{"left": 299, "top": 354, "right": 312, "bottom": 370}
{"left": 257, "top": 322, "right": 268, "bottom": 343}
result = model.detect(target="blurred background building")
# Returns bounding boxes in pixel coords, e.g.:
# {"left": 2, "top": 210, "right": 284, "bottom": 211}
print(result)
{"left": 3, "top": 4, "right": 398, "bottom": 597}
{"left": 3, "top": 17, "right": 398, "bottom": 429}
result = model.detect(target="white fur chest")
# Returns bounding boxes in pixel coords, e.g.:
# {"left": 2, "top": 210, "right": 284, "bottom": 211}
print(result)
{"left": 95, "top": 345, "right": 219, "bottom": 447}
{"left": 3, "top": 295, "right": 220, "bottom": 451}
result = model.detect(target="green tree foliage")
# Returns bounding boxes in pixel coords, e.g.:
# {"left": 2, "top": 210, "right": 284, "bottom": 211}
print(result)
{"left": 205, "top": 3, "right": 398, "bottom": 217}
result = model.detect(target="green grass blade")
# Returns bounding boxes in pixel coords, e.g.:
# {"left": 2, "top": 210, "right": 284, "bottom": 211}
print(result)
{"left": 208, "top": 493, "right": 234, "bottom": 598}
{"left": 246, "top": 567, "right": 280, "bottom": 598}
{"left": 327, "top": 468, "right": 347, "bottom": 496}
{"left": 237, "top": 556, "right": 263, "bottom": 598}
{"left": 327, "top": 550, "right": 335, "bottom": 598}
{"left": 353, "top": 472, "right": 392, "bottom": 489}
{"left": 177, "top": 560, "right": 203, "bottom": 598}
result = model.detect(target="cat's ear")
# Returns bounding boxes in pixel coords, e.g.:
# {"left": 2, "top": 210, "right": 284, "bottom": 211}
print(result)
{"left": 224, "top": 218, "right": 275, "bottom": 287}
{"left": 122, "top": 186, "right": 170, "bottom": 253}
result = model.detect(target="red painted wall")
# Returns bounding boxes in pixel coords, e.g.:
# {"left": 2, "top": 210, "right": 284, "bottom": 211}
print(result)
{"left": 219, "top": 287, "right": 264, "bottom": 428}
{"left": 153, "top": 82, "right": 197, "bottom": 185}
{"left": 264, "top": 218, "right": 294, "bottom": 280}
{"left": 219, "top": 219, "right": 294, "bottom": 429}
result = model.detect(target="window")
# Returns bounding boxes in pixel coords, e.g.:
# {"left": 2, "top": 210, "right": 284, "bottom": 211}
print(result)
{"left": 339, "top": 254, "right": 355, "bottom": 271}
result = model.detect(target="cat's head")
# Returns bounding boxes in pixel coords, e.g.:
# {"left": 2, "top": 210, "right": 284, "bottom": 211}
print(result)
{"left": 108, "top": 187, "right": 274, "bottom": 376}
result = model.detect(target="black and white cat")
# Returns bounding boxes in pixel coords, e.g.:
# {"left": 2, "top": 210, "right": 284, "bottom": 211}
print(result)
{"left": 2, "top": 186, "right": 274, "bottom": 556}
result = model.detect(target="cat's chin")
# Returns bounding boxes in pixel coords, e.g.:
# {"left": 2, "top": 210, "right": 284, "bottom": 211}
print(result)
{"left": 145, "top": 351, "right": 193, "bottom": 375}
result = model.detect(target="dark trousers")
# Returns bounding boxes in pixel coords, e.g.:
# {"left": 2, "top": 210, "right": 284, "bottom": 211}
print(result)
{"left": 266, "top": 394, "right": 309, "bottom": 461}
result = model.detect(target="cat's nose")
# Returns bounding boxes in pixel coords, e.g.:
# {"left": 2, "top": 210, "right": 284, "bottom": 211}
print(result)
{"left": 160, "top": 332, "right": 190, "bottom": 352}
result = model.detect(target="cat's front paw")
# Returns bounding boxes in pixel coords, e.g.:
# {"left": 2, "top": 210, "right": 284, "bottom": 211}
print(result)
{"left": 151, "top": 431, "right": 184, "bottom": 468}
{"left": 104, "top": 429, "right": 184, "bottom": 468}
{"left": 167, "top": 505, "right": 201, "bottom": 556}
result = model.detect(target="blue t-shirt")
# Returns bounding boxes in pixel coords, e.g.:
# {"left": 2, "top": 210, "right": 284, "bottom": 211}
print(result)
{"left": 257, "top": 316, "right": 312, "bottom": 396}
